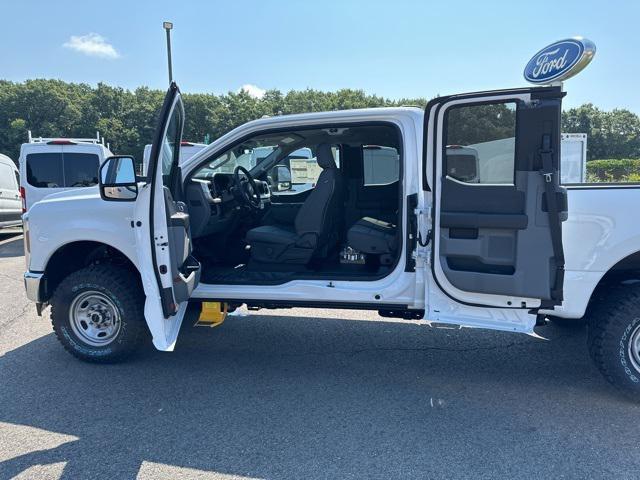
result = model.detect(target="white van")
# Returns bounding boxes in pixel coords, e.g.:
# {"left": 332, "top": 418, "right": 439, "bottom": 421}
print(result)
{"left": 18, "top": 132, "right": 113, "bottom": 211}
{"left": 0, "top": 154, "right": 21, "bottom": 229}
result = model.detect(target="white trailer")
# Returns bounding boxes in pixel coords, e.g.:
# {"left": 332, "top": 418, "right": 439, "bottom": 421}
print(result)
{"left": 561, "top": 133, "right": 588, "bottom": 184}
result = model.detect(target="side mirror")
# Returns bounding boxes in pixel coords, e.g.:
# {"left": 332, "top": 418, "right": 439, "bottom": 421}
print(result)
{"left": 272, "top": 164, "right": 292, "bottom": 191}
{"left": 99, "top": 156, "right": 138, "bottom": 201}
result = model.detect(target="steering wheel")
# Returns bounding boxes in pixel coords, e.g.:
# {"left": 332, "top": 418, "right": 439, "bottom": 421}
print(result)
{"left": 233, "top": 166, "right": 262, "bottom": 209}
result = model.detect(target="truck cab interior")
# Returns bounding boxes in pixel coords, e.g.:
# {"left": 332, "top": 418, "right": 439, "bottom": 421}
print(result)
{"left": 184, "top": 124, "right": 403, "bottom": 284}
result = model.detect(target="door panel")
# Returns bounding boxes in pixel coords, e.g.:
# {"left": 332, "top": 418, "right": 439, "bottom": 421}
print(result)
{"left": 136, "top": 82, "right": 200, "bottom": 351}
{"left": 426, "top": 87, "right": 566, "bottom": 307}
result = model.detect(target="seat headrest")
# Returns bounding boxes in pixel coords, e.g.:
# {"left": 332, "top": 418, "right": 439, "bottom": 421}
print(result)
{"left": 316, "top": 143, "right": 336, "bottom": 169}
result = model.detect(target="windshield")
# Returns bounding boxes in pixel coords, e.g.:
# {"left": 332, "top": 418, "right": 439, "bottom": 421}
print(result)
{"left": 195, "top": 145, "right": 280, "bottom": 178}
{"left": 192, "top": 131, "right": 306, "bottom": 179}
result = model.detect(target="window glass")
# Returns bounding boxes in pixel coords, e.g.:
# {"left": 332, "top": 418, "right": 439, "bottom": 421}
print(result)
{"left": 26, "top": 153, "right": 64, "bottom": 188}
{"left": 0, "top": 164, "right": 15, "bottom": 189}
{"left": 63, "top": 153, "right": 100, "bottom": 187}
{"left": 582, "top": 159, "right": 640, "bottom": 184}
{"left": 197, "top": 145, "right": 278, "bottom": 178}
{"left": 160, "top": 106, "right": 182, "bottom": 183}
{"left": 558, "top": 133, "right": 640, "bottom": 185}
{"left": 363, "top": 146, "right": 399, "bottom": 186}
{"left": 291, "top": 146, "right": 339, "bottom": 186}
{"left": 445, "top": 102, "right": 517, "bottom": 184}
{"left": 290, "top": 148, "right": 319, "bottom": 185}
{"left": 26, "top": 152, "right": 100, "bottom": 188}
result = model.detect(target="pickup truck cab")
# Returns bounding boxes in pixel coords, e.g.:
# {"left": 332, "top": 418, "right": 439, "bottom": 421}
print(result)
{"left": 22, "top": 82, "right": 640, "bottom": 400}
{"left": 18, "top": 132, "right": 113, "bottom": 211}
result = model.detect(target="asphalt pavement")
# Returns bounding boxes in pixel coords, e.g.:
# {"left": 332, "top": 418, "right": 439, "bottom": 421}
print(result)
{"left": 0, "top": 230, "right": 639, "bottom": 479}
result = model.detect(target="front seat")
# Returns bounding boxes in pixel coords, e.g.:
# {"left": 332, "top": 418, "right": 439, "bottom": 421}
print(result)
{"left": 246, "top": 143, "right": 343, "bottom": 264}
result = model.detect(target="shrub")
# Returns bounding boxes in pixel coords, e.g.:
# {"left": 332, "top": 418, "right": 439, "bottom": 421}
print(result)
{"left": 586, "top": 159, "right": 640, "bottom": 183}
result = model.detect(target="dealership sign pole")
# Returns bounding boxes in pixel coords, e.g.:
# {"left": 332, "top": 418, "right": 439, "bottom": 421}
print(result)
{"left": 163, "top": 21, "right": 174, "bottom": 84}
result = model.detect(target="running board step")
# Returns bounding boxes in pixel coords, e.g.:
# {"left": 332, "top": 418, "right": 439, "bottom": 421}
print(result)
{"left": 378, "top": 309, "right": 424, "bottom": 320}
{"left": 194, "top": 302, "right": 228, "bottom": 327}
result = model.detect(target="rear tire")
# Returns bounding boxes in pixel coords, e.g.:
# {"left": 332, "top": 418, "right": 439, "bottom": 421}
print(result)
{"left": 587, "top": 283, "right": 640, "bottom": 400}
{"left": 50, "top": 265, "right": 146, "bottom": 363}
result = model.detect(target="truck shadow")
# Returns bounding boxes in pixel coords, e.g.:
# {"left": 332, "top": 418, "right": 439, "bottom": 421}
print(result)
{"left": 0, "top": 312, "right": 635, "bottom": 479}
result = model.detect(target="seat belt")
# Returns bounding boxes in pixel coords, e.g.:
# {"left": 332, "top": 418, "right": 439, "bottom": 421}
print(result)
{"left": 539, "top": 133, "right": 565, "bottom": 303}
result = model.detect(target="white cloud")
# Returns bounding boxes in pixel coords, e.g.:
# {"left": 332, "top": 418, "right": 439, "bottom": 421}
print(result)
{"left": 238, "top": 84, "right": 266, "bottom": 99}
{"left": 63, "top": 33, "right": 120, "bottom": 59}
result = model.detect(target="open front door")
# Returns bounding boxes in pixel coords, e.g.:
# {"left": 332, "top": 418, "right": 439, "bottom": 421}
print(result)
{"left": 136, "top": 83, "right": 200, "bottom": 351}
{"left": 424, "top": 86, "right": 566, "bottom": 310}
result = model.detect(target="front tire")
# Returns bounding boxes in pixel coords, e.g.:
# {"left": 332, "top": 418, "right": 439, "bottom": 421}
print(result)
{"left": 587, "top": 283, "right": 640, "bottom": 400}
{"left": 50, "top": 265, "right": 146, "bottom": 363}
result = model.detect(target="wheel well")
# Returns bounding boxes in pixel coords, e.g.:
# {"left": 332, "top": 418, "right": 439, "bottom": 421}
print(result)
{"left": 585, "top": 251, "right": 640, "bottom": 314}
{"left": 43, "top": 241, "right": 141, "bottom": 301}
{"left": 598, "top": 251, "right": 640, "bottom": 287}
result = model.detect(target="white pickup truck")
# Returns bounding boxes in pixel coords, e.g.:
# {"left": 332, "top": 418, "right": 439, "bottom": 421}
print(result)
{"left": 22, "top": 83, "right": 640, "bottom": 400}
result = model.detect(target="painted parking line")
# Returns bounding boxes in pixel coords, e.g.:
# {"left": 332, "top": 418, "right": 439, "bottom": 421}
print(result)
{"left": 0, "top": 233, "right": 23, "bottom": 246}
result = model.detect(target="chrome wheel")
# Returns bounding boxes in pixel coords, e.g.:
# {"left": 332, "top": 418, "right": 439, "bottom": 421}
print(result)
{"left": 629, "top": 323, "right": 640, "bottom": 374}
{"left": 69, "top": 291, "right": 121, "bottom": 347}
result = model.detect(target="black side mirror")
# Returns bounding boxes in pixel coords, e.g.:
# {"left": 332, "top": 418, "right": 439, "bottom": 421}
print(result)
{"left": 273, "top": 164, "right": 292, "bottom": 191}
{"left": 99, "top": 156, "right": 138, "bottom": 201}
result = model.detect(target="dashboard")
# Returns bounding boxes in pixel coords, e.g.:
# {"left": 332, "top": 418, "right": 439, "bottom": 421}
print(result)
{"left": 186, "top": 173, "right": 271, "bottom": 238}
{"left": 192, "top": 173, "right": 271, "bottom": 205}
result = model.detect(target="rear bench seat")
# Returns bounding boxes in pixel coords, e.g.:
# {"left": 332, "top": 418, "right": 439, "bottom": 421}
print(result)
{"left": 347, "top": 217, "right": 397, "bottom": 265}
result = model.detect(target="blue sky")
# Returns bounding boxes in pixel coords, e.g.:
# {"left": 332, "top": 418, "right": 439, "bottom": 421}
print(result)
{"left": 2, "top": 0, "right": 638, "bottom": 112}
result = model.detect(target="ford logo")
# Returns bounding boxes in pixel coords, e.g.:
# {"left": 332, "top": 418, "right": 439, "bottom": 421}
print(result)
{"left": 524, "top": 37, "right": 596, "bottom": 84}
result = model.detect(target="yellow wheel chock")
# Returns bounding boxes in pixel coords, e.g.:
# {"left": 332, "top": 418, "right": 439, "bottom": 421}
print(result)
{"left": 194, "top": 302, "right": 228, "bottom": 328}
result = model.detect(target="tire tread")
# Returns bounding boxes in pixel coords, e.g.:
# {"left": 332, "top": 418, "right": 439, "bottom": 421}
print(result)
{"left": 587, "top": 283, "right": 640, "bottom": 399}
{"left": 50, "top": 264, "right": 145, "bottom": 363}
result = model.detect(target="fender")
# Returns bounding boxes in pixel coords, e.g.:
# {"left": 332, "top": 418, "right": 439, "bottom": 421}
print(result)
{"left": 544, "top": 187, "right": 640, "bottom": 318}
{"left": 27, "top": 191, "right": 138, "bottom": 272}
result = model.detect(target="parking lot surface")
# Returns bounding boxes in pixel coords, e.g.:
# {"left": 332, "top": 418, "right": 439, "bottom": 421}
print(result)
{"left": 1, "top": 231, "right": 639, "bottom": 479}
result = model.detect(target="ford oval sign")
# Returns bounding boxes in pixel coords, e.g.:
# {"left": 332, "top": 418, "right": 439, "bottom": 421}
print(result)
{"left": 524, "top": 37, "right": 596, "bottom": 84}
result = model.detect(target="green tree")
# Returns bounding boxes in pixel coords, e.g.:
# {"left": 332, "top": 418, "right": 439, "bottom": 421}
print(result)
{"left": 0, "top": 79, "right": 638, "bottom": 169}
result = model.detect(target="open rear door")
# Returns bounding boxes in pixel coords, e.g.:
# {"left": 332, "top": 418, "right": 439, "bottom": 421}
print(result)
{"left": 135, "top": 83, "right": 200, "bottom": 351}
{"left": 424, "top": 86, "right": 566, "bottom": 310}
